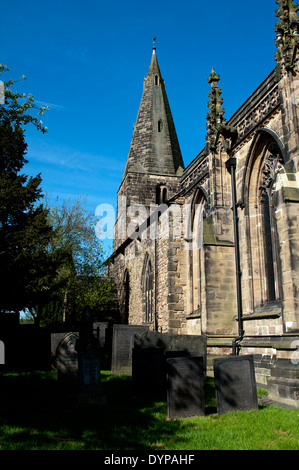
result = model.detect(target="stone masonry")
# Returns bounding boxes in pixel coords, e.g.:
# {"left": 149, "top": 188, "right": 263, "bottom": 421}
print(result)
{"left": 107, "top": 2, "right": 299, "bottom": 408}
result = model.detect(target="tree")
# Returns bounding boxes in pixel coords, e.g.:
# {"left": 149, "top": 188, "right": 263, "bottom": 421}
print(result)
{"left": 0, "top": 65, "right": 118, "bottom": 326}
{"left": 35, "top": 195, "right": 118, "bottom": 326}
{"left": 0, "top": 65, "right": 61, "bottom": 321}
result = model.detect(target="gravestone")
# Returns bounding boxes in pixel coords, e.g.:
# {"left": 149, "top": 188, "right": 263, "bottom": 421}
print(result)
{"left": 93, "top": 322, "right": 109, "bottom": 348}
{"left": 213, "top": 355, "right": 258, "bottom": 414}
{"left": 111, "top": 324, "right": 149, "bottom": 374}
{"left": 134, "top": 331, "right": 207, "bottom": 375}
{"left": 76, "top": 306, "right": 106, "bottom": 405}
{"left": 52, "top": 332, "right": 79, "bottom": 385}
{"left": 77, "top": 347, "right": 106, "bottom": 405}
{"left": 166, "top": 356, "right": 205, "bottom": 419}
{"left": 132, "top": 348, "right": 165, "bottom": 396}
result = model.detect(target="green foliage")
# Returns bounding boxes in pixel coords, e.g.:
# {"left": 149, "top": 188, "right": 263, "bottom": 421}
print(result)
{"left": 0, "top": 65, "right": 117, "bottom": 325}
{"left": 36, "top": 195, "right": 118, "bottom": 326}
{"left": 0, "top": 66, "right": 61, "bottom": 317}
{"left": 0, "top": 64, "right": 49, "bottom": 133}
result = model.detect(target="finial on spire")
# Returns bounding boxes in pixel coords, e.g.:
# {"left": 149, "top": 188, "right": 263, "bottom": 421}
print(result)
{"left": 208, "top": 67, "right": 220, "bottom": 85}
{"left": 153, "top": 36, "right": 157, "bottom": 54}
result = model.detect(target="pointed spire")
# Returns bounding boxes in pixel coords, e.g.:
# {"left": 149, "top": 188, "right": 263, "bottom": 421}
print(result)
{"left": 122, "top": 47, "right": 184, "bottom": 179}
{"left": 275, "top": 0, "right": 299, "bottom": 73}
{"left": 148, "top": 38, "right": 162, "bottom": 77}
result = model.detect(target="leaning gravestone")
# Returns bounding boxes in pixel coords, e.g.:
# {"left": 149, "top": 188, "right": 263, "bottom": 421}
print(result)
{"left": 213, "top": 355, "right": 258, "bottom": 414}
{"left": 167, "top": 356, "right": 205, "bottom": 419}
{"left": 51, "top": 332, "right": 79, "bottom": 385}
{"left": 111, "top": 324, "right": 149, "bottom": 374}
{"left": 132, "top": 347, "right": 165, "bottom": 396}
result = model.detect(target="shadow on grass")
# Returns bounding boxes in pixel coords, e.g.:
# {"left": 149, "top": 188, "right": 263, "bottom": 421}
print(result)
{"left": 0, "top": 370, "right": 217, "bottom": 450}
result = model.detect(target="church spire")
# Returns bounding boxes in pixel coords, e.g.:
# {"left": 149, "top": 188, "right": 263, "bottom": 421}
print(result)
{"left": 121, "top": 45, "right": 184, "bottom": 180}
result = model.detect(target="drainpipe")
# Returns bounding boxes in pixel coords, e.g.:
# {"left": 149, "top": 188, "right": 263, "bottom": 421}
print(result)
{"left": 225, "top": 157, "right": 244, "bottom": 355}
{"left": 154, "top": 234, "right": 158, "bottom": 331}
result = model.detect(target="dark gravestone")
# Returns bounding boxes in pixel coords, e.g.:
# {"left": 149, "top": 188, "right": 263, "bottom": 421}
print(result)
{"left": 111, "top": 324, "right": 149, "bottom": 374}
{"left": 76, "top": 306, "right": 106, "bottom": 405}
{"left": 52, "top": 332, "right": 79, "bottom": 385}
{"left": 167, "top": 356, "right": 205, "bottom": 419}
{"left": 213, "top": 355, "right": 258, "bottom": 414}
{"left": 77, "top": 347, "right": 106, "bottom": 405}
{"left": 132, "top": 348, "right": 165, "bottom": 396}
{"left": 134, "top": 331, "right": 207, "bottom": 375}
{"left": 164, "top": 350, "right": 191, "bottom": 360}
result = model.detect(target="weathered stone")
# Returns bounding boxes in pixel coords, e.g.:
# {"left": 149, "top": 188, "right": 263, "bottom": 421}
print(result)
{"left": 166, "top": 356, "right": 205, "bottom": 419}
{"left": 213, "top": 355, "right": 258, "bottom": 413}
{"left": 107, "top": 9, "right": 299, "bottom": 408}
{"left": 111, "top": 324, "right": 149, "bottom": 374}
{"left": 134, "top": 331, "right": 207, "bottom": 375}
{"left": 52, "top": 332, "right": 79, "bottom": 385}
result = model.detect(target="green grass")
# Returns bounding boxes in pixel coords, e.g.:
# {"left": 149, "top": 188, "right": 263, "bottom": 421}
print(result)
{"left": 0, "top": 370, "right": 298, "bottom": 450}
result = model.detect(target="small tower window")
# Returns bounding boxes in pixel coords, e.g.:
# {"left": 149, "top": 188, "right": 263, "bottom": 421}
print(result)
{"left": 156, "top": 184, "right": 167, "bottom": 204}
{"left": 158, "top": 120, "right": 163, "bottom": 132}
{"left": 162, "top": 187, "right": 167, "bottom": 203}
{"left": 155, "top": 75, "right": 159, "bottom": 86}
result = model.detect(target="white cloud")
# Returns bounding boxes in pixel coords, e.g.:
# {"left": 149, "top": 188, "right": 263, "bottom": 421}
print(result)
{"left": 27, "top": 139, "right": 123, "bottom": 174}
{"left": 35, "top": 100, "right": 67, "bottom": 111}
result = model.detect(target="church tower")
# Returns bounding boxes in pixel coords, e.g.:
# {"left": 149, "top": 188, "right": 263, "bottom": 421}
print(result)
{"left": 114, "top": 42, "right": 184, "bottom": 248}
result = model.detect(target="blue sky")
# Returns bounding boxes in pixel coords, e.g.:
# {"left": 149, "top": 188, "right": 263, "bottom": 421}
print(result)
{"left": 1, "top": 0, "right": 278, "bottom": 255}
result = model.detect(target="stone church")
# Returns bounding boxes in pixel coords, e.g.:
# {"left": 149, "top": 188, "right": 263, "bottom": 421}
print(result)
{"left": 107, "top": 1, "right": 299, "bottom": 408}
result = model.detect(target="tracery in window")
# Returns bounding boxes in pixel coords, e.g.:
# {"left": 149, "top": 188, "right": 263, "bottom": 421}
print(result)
{"left": 246, "top": 135, "right": 284, "bottom": 309}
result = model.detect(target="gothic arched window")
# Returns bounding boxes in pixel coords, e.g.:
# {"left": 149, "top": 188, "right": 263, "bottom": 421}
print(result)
{"left": 141, "top": 254, "right": 154, "bottom": 323}
{"left": 186, "top": 189, "right": 207, "bottom": 316}
{"left": 258, "top": 149, "right": 284, "bottom": 302}
{"left": 245, "top": 134, "right": 284, "bottom": 310}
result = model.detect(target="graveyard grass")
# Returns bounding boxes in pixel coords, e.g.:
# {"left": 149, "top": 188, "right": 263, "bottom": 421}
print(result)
{"left": 0, "top": 370, "right": 298, "bottom": 450}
